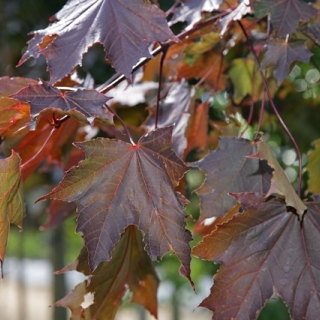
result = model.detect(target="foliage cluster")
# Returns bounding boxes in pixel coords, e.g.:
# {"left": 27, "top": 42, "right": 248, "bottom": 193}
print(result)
{"left": 1, "top": 0, "right": 320, "bottom": 319}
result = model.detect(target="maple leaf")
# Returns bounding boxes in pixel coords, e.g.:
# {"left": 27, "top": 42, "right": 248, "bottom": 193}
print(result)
{"left": 39, "top": 127, "right": 192, "bottom": 280}
{"left": 219, "top": 0, "right": 252, "bottom": 35}
{"left": 170, "top": 0, "right": 223, "bottom": 27}
{"left": 261, "top": 39, "right": 312, "bottom": 85}
{"left": 0, "top": 77, "right": 37, "bottom": 141}
{"left": 11, "top": 81, "right": 113, "bottom": 126}
{"left": 19, "top": 0, "right": 177, "bottom": 84}
{"left": 193, "top": 193, "right": 320, "bottom": 320}
{"left": 254, "top": 0, "right": 318, "bottom": 37}
{"left": 0, "top": 151, "right": 25, "bottom": 277}
{"left": 248, "top": 138, "right": 307, "bottom": 217}
{"left": 191, "top": 137, "right": 272, "bottom": 219}
{"left": 144, "top": 80, "right": 194, "bottom": 157}
{"left": 55, "top": 226, "right": 159, "bottom": 319}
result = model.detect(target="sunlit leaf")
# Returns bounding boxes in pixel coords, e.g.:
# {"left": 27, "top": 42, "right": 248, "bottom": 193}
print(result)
{"left": 19, "top": 0, "right": 178, "bottom": 83}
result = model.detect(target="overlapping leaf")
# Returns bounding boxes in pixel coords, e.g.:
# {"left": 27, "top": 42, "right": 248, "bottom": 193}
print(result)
{"left": 144, "top": 80, "right": 194, "bottom": 157}
{"left": 248, "top": 139, "right": 307, "bottom": 217}
{"left": 40, "top": 127, "right": 192, "bottom": 280}
{"left": 193, "top": 193, "right": 320, "bottom": 320}
{"left": 0, "top": 77, "right": 36, "bottom": 141}
{"left": 192, "top": 137, "right": 272, "bottom": 219}
{"left": 17, "top": 118, "right": 80, "bottom": 180}
{"left": 11, "top": 81, "right": 112, "bottom": 125}
{"left": 0, "top": 151, "right": 25, "bottom": 276}
{"left": 184, "top": 101, "right": 209, "bottom": 157}
{"left": 19, "top": 0, "right": 177, "bottom": 84}
{"left": 254, "top": 0, "right": 317, "bottom": 37}
{"left": 170, "top": 0, "right": 223, "bottom": 27}
{"left": 261, "top": 39, "right": 312, "bottom": 85}
{"left": 55, "top": 226, "right": 159, "bottom": 319}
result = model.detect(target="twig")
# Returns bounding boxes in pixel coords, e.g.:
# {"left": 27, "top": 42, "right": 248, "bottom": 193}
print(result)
{"left": 155, "top": 45, "right": 169, "bottom": 129}
{"left": 97, "top": 11, "right": 230, "bottom": 94}
{"left": 238, "top": 21, "right": 303, "bottom": 196}
{"left": 104, "top": 104, "right": 136, "bottom": 145}
{"left": 20, "top": 126, "right": 57, "bottom": 171}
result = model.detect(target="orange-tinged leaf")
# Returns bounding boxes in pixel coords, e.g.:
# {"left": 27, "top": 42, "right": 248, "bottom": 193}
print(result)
{"left": 177, "top": 51, "right": 226, "bottom": 90}
{"left": 17, "top": 117, "right": 79, "bottom": 180}
{"left": 184, "top": 101, "right": 209, "bottom": 157}
{"left": 55, "top": 226, "right": 159, "bottom": 320}
{"left": 0, "top": 151, "right": 25, "bottom": 276}
{"left": 248, "top": 139, "right": 307, "bottom": 217}
{"left": 193, "top": 193, "right": 320, "bottom": 320}
{"left": 40, "top": 127, "right": 192, "bottom": 281}
{"left": 0, "top": 77, "right": 36, "bottom": 142}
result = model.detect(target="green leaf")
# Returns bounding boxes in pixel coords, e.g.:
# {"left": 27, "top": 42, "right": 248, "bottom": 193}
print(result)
{"left": 0, "top": 151, "right": 25, "bottom": 276}
{"left": 307, "top": 138, "right": 320, "bottom": 195}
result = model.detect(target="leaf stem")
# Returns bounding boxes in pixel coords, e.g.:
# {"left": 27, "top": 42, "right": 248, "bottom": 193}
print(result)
{"left": 155, "top": 44, "right": 168, "bottom": 129}
{"left": 104, "top": 104, "right": 136, "bottom": 145}
{"left": 20, "top": 126, "right": 57, "bottom": 171}
{"left": 238, "top": 20, "right": 303, "bottom": 197}
{"left": 255, "top": 91, "right": 266, "bottom": 139}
